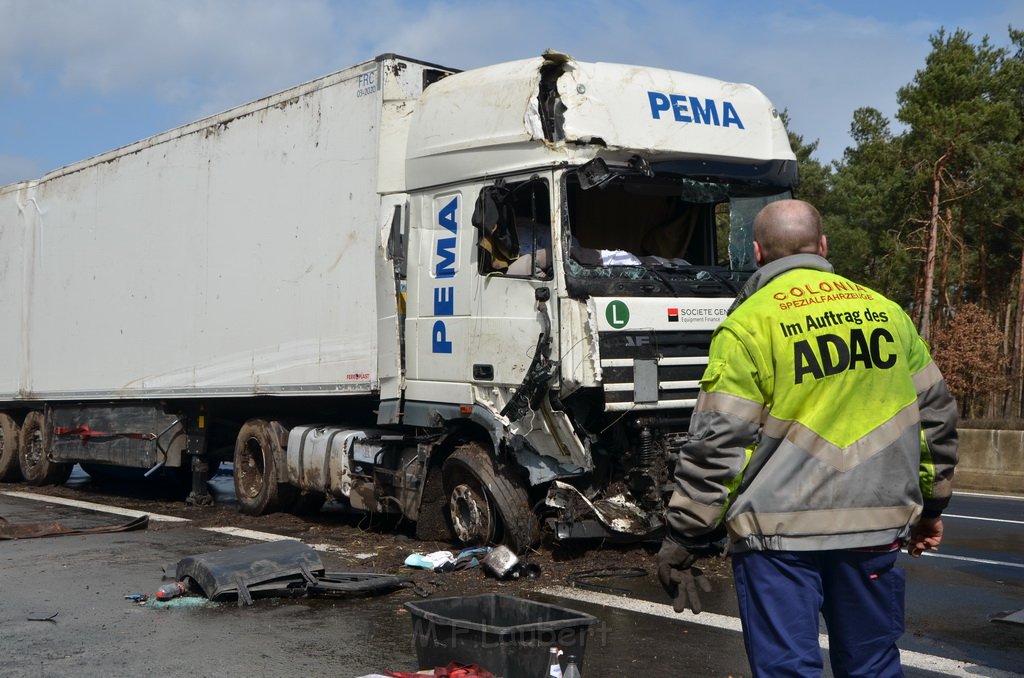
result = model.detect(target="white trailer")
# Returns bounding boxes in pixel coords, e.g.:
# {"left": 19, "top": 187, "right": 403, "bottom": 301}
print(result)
{"left": 0, "top": 52, "right": 796, "bottom": 551}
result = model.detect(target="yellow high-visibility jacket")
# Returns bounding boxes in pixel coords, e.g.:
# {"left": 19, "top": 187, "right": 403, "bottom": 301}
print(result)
{"left": 666, "top": 254, "right": 959, "bottom": 552}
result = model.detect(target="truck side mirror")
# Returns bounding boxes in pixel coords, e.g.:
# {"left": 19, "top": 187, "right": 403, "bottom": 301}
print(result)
{"left": 577, "top": 157, "right": 614, "bottom": 190}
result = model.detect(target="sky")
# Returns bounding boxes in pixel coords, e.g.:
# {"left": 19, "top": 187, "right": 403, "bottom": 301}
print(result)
{"left": 1, "top": 0, "right": 1022, "bottom": 186}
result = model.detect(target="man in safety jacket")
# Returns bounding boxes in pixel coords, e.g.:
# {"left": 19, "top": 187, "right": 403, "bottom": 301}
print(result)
{"left": 657, "top": 199, "right": 958, "bottom": 677}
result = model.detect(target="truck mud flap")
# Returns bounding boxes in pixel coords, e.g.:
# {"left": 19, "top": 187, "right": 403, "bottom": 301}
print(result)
{"left": 172, "top": 540, "right": 407, "bottom": 606}
{"left": 174, "top": 540, "right": 323, "bottom": 605}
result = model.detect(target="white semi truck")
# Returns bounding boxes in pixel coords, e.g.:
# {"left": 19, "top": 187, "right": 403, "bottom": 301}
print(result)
{"left": 0, "top": 52, "right": 796, "bottom": 551}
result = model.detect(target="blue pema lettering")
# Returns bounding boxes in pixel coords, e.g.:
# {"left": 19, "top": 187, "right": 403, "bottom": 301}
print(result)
{"left": 647, "top": 90, "right": 744, "bottom": 129}
{"left": 433, "top": 286, "right": 454, "bottom": 316}
{"left": 438, "top": 197, "right": 458, "bottom": 234}
{"left": 722, "top": 102, "right": 744, "bottom": 129}
{"left": 431, "top": 320, "right": 452, "bottom": 354}
{"left": 689, "top": 97, "right": 720, "bottom": 126}
{"left": 435, "top": 237, "right": 456, "bottom": 278}
{"left": 648, "top": 91, "right": 670, "bottom": 118}
{"left": 432, "top": 196, "right": 459, "bottom": 354}
{"left": 670, "top": 94, "right": 691, "bottom": 122}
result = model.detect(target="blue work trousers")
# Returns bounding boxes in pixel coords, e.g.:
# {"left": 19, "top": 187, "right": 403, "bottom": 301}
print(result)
{"left": 732, "top": 549, "right": 905, "bottom": 678}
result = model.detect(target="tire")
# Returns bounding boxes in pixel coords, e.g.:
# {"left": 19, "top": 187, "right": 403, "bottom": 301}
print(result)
{"left": 442, "top": 443, "right": 539, "bottom": 553}
{"left": 233, "top": 420, "right": 295, "bottom": 515}
{"left": 0, "top": 413, "right": 22, "bottom": 482}
{"left": 19, "top": 411, "right": 72, "bottom": 486}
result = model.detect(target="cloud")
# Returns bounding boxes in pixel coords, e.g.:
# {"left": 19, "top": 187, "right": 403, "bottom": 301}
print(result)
{"left": 1, "top": 0, "right": 1021, "bottom": 172}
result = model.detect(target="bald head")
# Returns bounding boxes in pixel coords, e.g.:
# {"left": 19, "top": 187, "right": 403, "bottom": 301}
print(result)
{"left": 753, "top": 199, "right": 826, "bottom": 265}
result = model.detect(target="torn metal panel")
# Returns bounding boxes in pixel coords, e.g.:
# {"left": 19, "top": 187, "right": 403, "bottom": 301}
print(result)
{"left": 0, "top": 514, "right": 148, "bottom": 540}
{"left": 509, "top": 439, "right": 583, "bottom": 486}
{"left": 558, "top": 297, "right": 599, "bottom": 392}
{"left": 545, "top": 480, "right": 662, "bottom": 537}
{"left": 557, "top": 60, "right": 794, "bottom": 162}
{"left": 509, "top": 399, "right": 590, "bottom": 472}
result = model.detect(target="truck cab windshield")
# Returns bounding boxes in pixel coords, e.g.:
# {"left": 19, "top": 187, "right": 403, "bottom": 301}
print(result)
{"left": 563, "top": 166, "right": 793, "bottom": 297}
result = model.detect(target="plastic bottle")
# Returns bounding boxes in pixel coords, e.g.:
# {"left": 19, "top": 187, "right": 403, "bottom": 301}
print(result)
{"left": 543, "top": 647, "right": 563, "bottom": 678}
{"left": 563, "top": 655, "right": 582, "bottom": 678}
{"left": 155, "top": 581, "right": 187, "bottom": 601}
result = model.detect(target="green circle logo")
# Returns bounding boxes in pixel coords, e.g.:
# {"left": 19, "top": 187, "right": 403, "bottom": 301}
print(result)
{"left": 606, "top": 300, "right": 630, "bottom": 329}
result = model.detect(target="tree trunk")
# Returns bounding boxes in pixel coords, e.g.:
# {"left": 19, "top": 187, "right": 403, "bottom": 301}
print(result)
{"left": 1009, "top": 246, "right": 1024, "bottom": 418}
{"left": 920, "top": 151, "right": 948, "bottom": 341}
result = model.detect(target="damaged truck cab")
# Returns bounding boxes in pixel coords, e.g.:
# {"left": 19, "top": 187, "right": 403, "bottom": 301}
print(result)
{"left": 378, "top": 52, "right": 796, "bottom": 549}
{"left": 0, "top": 52, "right": 795, "bottom": 554}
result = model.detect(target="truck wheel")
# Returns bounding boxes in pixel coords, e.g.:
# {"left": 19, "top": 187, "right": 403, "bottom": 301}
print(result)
{"left": 442, "top": 443, "right": 539, "bottom": 553}
{"left": 18, "top": 411, "right": 72, "bottom": 486}
{"left": 0, "top": 413, "right": 22, "bottom": 482}
{"left": 233, "top": 420, "right": 295, "bottom": 515}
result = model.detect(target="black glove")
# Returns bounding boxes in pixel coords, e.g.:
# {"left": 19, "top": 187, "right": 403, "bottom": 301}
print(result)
{"left": 657, "top": 540, "right": 712, "bottom": 614}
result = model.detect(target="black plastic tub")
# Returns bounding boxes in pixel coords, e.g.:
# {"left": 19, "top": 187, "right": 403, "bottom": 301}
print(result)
{"left": 405, "top": 594, "right": 597, "bottom": 678}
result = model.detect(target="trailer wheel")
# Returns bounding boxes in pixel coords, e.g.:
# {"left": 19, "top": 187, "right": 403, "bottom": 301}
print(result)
{"left": 442, "top": 443, "right": 539, "bottom": 554}
{"left": 233, "top": 420, "right": 295, "bottom": 515}
{"left": 18, "top": 411, "right": 72, "bottom": 486}
{"left": 0, "top": 413, "right": 22, "bottom": 482}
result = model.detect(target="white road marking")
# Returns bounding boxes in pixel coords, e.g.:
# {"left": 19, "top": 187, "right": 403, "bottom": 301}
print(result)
{"left": 920, "top": 551, "right": 1024, "bottom": 569}
{"left": 540, "top": 586, "right": 1023, "bottom": 678}
{"left": 944, "top": 513, "right": 1024, "bottom": 526}
{"left": 956, "top": 491, "right": 1024, "bottom": 501}
{"left": 201, "top": 526, "right": 297, "bottom": 542}
{"left": 1, "top": 490, "right": 190, "bottom": 522}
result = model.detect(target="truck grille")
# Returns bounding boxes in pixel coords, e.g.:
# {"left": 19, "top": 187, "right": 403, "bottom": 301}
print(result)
{"left": 598, "top": 330, "right": 713, "bottom": 411}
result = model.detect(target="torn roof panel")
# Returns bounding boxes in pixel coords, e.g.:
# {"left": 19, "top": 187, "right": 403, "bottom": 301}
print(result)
{"left": 559, "top": 61, "right": 794, "bottom": 162}
{"left": 405, "top": 52, "right": 795, "bottom": 190}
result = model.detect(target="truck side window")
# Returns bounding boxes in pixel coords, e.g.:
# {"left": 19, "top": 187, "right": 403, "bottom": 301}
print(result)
{"left": 471, "top": 179, "right": 551, "bottom": 279}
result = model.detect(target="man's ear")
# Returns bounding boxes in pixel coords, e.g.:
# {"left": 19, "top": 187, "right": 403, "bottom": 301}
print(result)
{"left": 819, "top": 235, "right": 828, "bottom": 258}
{"left": 753, "top": 240, "right": 765, "bottom": 267}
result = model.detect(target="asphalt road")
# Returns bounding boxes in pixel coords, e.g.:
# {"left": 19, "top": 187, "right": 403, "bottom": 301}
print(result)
{"left": 0, "top": 476, "right": 1021, "bottom": 678}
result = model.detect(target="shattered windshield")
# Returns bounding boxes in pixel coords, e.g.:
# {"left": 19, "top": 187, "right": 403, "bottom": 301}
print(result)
{"left": 563, "top": 171, "right": 791, "bottom": 285}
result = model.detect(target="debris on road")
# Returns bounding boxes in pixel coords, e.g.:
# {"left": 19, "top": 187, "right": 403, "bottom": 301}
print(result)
{"left": 403, "top": 547, "right": 491, "bottom": 572}
{"left": 0, "top": 514, "right": 149, "bottom": 540}
{"left": 480, "top": 545, "right": 540, "bottom": 580}
{"left": 565, "top": 566, "right": 647, "bottom": 594}
{"left": 167, "top": 539, "right": 408, "bottom": 607}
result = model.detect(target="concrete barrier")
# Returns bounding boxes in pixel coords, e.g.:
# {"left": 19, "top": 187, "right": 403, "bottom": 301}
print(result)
{"left": 954, "top": 429, "right": 1024, "bottom": 494}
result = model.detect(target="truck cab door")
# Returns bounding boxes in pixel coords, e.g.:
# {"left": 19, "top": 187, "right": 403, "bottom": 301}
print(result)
{"left": 403, "top": 177, "right": 556, "bottom": 411}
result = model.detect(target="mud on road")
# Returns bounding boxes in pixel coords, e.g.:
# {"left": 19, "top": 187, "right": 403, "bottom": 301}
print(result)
{"left": 8, "top": 473, "right": 729, "bottom": 602}
{"left": 6, "top": 471, "right": 732, "bottom": 602}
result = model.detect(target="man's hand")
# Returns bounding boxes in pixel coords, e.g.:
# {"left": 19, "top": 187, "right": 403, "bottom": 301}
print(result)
{"left": 908, "top": 515, "right": 943, "bottom": 557}
{"left": 656, "top": 541, "right": 712, "bottom": 614}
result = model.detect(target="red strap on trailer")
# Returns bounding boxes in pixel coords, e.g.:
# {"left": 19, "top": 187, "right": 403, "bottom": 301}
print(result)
{"left": 53, "top": 425, "right": 156, "bottom": 442}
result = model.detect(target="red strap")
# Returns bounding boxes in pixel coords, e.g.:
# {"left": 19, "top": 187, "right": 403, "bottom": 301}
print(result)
{"left": 54, "top": 425, "right": 156, "bottom": 442}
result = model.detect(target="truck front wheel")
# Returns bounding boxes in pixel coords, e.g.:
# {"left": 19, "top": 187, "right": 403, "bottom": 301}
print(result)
{"left": 19, "top": 411, "right": 72, "bottom": 486}
{"left": 233, "top": 420, "right": 296, "bottom": 515}
{"left": 442, "top": 443, "right": 539, "bottom": 554}
{"left": 0, "top": 413, "right": 21, "bottom": 482}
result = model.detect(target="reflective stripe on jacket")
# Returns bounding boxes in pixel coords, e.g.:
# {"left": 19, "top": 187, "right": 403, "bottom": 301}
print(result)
{"left": 666, "top": 255, "right": 959, "bottom": 552}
